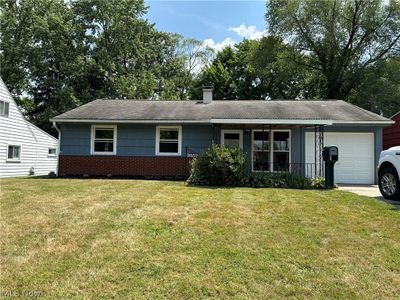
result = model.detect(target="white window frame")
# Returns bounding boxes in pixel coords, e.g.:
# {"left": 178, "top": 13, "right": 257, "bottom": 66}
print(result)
{"left": 6, "top": 144, "right": 21, "bottom": 162}
{"left": 0, "top": 100, "right": 10, "bottom": 117}
{"left": 156, "top": 125, "right": 182, "bottom": 156}
{"left": 251, "top": 129, "right": 291, "bottom": 172}
{"left": 90, "top": 125, "right": 117, "bottom": 155}
{"left": 48, "top": 148, "right": 57, "bottom": 157}
{"left": 221, "top": 129, "right": 243, "bottom": 149}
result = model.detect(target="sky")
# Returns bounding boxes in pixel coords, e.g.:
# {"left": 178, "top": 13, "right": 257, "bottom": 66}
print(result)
{"left": 145, "top": 0, "right": 267, "bottom": 51}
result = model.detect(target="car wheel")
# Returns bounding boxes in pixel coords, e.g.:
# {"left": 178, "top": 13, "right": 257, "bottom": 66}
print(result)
{"left": 378, "top": 167, "right": 400, "bottom": 200}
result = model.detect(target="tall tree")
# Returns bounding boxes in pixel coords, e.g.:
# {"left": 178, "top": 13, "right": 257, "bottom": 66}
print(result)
{"left": 266, "top": 0, "right": 400, "bottom": 99}
{"left": 190, "top": 36, "right": 309, "bottom": 100}
{"left": 348, "top": 56, "right": 400, "bottom": 117}
{"left": 0, "top": 0, "right": 197, "bottom": 133}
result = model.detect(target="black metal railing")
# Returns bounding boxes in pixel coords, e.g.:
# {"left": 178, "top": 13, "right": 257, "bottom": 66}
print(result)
{"left": 253, "top": 162, "right": 325, "bottom": 178}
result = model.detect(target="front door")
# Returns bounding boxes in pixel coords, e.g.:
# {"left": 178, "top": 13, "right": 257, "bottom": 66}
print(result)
{"left": 221, "top": 130, "right": 243, "bottom": 149}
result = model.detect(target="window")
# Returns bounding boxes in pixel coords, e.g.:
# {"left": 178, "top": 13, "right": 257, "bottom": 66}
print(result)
{"left": 252, "top": 130, "right": 290, "bottom": 172}
{"left": 0, "top": 100, "right": 10, "bottom": 117}
{"left": 91, "top": 125, "right": 117, "bottom": 155}
{"left": 156, "top": 126, "right": 182, "bottom": 155}
{"left": 48, "top": 148, "right": 57, "bottom": 156}
{"left": 253, "top": 131, "right": 270, "bottom": 171}
{"left": 7, "top": 145, "right": 21, "bottom": 161}
{"left": 272, "top": 131, "right": 290, "bottom": 171}
{"left": 221, "top": 130, "right": 243, "bottom": 149}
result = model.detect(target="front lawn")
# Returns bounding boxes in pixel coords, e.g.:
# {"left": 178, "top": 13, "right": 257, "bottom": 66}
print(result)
{"left": 0, "top": 178, "right": 399, "bottom": 299}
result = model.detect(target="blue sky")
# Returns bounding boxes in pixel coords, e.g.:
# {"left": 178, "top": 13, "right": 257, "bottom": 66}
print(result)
{"left": 145, "top": 0, "right": 267, "bottom": 51}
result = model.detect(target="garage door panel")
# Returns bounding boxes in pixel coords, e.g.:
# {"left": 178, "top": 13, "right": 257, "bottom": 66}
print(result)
{"left": 305, "top": 132, "right": 374, "bottom": 184}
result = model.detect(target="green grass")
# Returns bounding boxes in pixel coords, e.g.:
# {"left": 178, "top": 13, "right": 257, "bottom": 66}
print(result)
{"left": 0, "top": 178, "right": 399, "bottom": 299}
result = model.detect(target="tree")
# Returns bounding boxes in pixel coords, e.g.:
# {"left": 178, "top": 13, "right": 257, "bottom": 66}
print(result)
{"left": 175, "top": 38, "right": 213, "bottom": 99}
{"left": 348, "top": 56, "right": 400, "bottom": 117}
{"left": 190, "top": 36, "right": 309, "bottom": 100}
{"left": 0, "top": 0, "right": 197, "bottom": 133}
{"left": 266, "top": 0, "right": 400, "bottom": 99}
{"left": 1, "top": 0, "right": 86, "bottom": 132}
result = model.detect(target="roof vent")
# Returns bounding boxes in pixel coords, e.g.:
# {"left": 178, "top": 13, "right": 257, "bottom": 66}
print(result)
{"left": 202, "top": 87, "right": 213, "bottom": 104}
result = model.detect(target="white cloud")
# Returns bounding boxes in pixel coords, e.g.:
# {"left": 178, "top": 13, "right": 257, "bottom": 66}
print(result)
{"left": 201, "top": 24, "right": 266, "bottom": 53}
{"left": 202, "top": 37, "right": 236, "bottom": 52}
{"left": 229, "top": 24, "right": 267, "bottom": 40}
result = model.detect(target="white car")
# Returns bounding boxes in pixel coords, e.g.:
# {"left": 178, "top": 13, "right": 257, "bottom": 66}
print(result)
{"left": 377, "top": 146, "right": 400, "bottom": 200}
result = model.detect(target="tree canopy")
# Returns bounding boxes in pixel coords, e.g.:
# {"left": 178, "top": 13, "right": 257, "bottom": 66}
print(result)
{"left": 0, "top": 0, "right": 211, "bottom": 132}
{"left": 1, "top": 0, "right": 399, "bottom": 134}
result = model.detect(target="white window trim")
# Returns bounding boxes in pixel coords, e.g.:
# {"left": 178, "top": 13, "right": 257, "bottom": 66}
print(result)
{"left": 221, "top": 129, "right": 243, "bottom": 149}
{"left": 47, "top": 148, "right": 57, "bottom": 157}
{"left": 6, "top": 144, "right": 21, "bottom": 162}
{"left": 90, "top": 124, "right": 117, "bottom": 155}
{"left": 251, "top": 129, "right": 291, "bottom": 172}
{"left": 0, "top": 100, "right": 10, "bottom": 117}
{"left": 155, "top": 125, "right": 182, "bottom": 156}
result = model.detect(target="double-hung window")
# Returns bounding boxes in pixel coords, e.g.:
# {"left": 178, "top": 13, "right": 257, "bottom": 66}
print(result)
{"left": 91, "top": 125, "right": 117, "bottom": 155}
{"left": 0, "top": 100, "right": 10, "bottom": 117}
{"left": 252, "top": 130, "right": 290, "bottom": 172}
{"left": 7, "top": 145, "right": 21, "bottom": 162}
{"left": 156, "top": 126, "right": 182, "bottom": 155}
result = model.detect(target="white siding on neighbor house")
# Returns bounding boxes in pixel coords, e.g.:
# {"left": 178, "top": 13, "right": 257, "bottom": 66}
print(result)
{"left": 0, "top": 78, "right": 58, "bottom": 178}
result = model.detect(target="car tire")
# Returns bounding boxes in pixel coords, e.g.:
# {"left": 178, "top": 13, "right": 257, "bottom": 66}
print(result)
{"left": 378, "top": 167, "right": 400, "bottom": 200}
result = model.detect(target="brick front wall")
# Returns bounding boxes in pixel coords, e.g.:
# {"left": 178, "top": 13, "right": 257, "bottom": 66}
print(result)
{"left": 59, "top": 155, "right": 192, "bottom": 178}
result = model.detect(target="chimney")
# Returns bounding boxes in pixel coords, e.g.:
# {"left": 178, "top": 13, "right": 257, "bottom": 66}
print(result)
{"left": 202, "top": 87, "right": 213, "bottom": 104}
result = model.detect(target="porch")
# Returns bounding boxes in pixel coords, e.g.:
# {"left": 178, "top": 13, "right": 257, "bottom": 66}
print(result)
{"left": 186, "top": 123, "right": 327, "bottom": 178}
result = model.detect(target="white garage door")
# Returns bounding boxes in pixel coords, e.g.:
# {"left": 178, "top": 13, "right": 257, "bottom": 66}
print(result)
{"left": 305, "top": 132, "right": 375, "bottom": 184}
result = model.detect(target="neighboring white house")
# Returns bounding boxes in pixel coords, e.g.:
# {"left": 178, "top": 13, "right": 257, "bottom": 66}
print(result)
{"left": 0, "top": 77, "right": 58, "bottom": 178}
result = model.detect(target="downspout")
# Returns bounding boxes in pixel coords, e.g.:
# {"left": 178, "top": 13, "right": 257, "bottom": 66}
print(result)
{"left": 52, "top": 121, "right": 61, "bottom": 176}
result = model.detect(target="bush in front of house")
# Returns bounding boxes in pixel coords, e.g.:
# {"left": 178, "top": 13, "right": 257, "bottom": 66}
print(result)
{"left": 187, "top": 144, "right": 247, "bottom": 186}
{"left": 187, "top": 145, "right": 326, "bottom": 189}
{"left": 242, "top": 173, "right": 326, "bottom": 189}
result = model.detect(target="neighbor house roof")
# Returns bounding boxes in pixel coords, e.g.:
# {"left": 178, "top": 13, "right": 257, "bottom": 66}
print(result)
{"left": 51, "top": 99, "right": 393, "bottom": 125}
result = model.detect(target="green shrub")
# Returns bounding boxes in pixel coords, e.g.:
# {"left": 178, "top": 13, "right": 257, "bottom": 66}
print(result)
{"left": 187, "top": 145, "right": 327, "bottom": 190}
{"left": 242, "top": 172, "right": 314, "bottom": 189}
{"left": 310, "top": 176, "right": 326, "bottom": 189}
{"left": 187, "top": 144, "right": 247, "bottom": 186}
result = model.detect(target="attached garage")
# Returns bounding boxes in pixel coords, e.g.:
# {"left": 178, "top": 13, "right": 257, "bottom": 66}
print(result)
{"left": 306, "top": 132, "right": 375, "bottom": 184}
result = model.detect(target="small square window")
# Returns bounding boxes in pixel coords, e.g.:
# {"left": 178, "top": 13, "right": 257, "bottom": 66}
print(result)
{"left": 48, "top": 148, "right": 57, "bottom": 156}
{"left": 7, "top": 145, "right": 21, "bottom": 161}
{"left": 0, "top": 100, "right": 10, "bottom": 117}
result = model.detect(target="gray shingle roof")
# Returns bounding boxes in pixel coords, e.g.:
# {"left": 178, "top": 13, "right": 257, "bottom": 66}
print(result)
{"left": 51, "top": 99, "right": 392, "bottom": 124}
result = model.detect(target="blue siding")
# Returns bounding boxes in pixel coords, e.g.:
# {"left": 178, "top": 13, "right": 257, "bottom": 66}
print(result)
{"left": 60, "top": 124, "right": 91, "bottom": 155}
{"left": 182, "top": 125, "right": 213, "bottom": 156}
{"left": 118, "top": 124, "right": 155, "bottom": 156}
{"left": 60, "top": 123, "right": 213, "bottom": 157}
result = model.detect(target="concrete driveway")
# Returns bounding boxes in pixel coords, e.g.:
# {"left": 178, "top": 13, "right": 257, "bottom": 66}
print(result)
{"left": 338, "top": 184, "right": 400, "bottom": 209}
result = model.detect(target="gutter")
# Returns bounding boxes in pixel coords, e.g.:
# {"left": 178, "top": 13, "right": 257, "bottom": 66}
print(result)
{"left": 49, "top": 119, "right": 394, "bottom": 126}
{"left": 52, "top": 121, "right": 61, "bottom": 176}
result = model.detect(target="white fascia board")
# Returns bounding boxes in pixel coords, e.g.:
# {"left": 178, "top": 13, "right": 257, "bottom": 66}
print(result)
{"left": 50, "top": 119, "right": 212, "bottom": 124}
{"left": 211, "top": 119, "right": 334, "bottom": 125}
{"left": 332, "top": 120, "right": 395, "bottom": 125}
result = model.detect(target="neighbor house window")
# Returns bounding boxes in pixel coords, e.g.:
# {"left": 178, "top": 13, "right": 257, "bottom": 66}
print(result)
{"left": 0, "top": 100, "right": 10, "bottom": 117}
{"left": 7, "top": 145, "right": 21, "bottom": 162}
{"left": 252, "top": 130, "right": 290, "bottom": 172}
{"left": 156, "top": 126, "right": 182, "bottom": 155}
{"left": 91, "top": 125, "right": 117, "bottom": 155}
{"left": 48, "top": 148, "right": 57, "bottom": 156}
{"left": 221, "top": 130, "right": 243, "bottom": 149}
